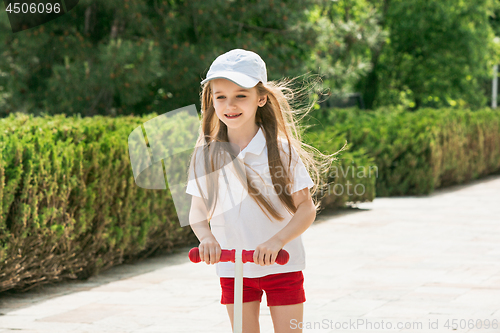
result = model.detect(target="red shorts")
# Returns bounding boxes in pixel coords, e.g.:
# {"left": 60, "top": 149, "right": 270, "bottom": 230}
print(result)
{"left": 220, "top": 271, "right": 305, "bottom": 306}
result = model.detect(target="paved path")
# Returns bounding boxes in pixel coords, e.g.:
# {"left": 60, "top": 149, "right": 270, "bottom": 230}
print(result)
{"left": 1, "top": 175, "right": 500, "bottom": 333}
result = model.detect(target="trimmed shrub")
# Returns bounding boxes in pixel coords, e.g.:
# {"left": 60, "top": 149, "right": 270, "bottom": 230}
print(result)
{"left": 304, "top": 128, "right": 376, "bottom": 208}
{"left": 2, "top": 105, "right": 499, "bottom": 293}
{"left": 0, "top": 113, "right": 197, "bottom": 292}
{"left": 307, "top": 106, "right": 500, "bottom": 196}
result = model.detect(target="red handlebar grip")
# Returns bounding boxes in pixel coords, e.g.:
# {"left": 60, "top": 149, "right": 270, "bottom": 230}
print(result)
{"left": 188, "top": 247, "right": 200, "bottom": 263}
{"left": 189, "top": 248, "right": 289, "bottom": 265}
{"left": 188, "top": 247, "right": 234, "bottom": 263}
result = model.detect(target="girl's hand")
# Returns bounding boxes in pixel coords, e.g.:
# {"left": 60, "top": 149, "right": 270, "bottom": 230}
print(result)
{"left": 198, "top": 236, "right": 221, "bottom": 265}
{"left": 253, "top": 238, "right": 285, "bottom": 266}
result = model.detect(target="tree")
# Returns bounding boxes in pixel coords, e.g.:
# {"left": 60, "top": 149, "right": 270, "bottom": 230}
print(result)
{"left": 305, "top": 0, "right": 387, "bottom": 103}
{"left": 358, "top": 0, "right": 500, "bottom": 110}
{"left": 0, "top": 0, "right": 321, "bottom": 118}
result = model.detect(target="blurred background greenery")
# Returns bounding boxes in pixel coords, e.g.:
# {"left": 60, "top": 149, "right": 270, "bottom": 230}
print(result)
{"left": 1, "top": 0, "right": 500, "bottom": 118}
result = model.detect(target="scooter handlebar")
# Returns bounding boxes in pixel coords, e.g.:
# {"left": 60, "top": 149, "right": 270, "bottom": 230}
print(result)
{"left": 189, "top": 248, "right": 289, "bottom": 265}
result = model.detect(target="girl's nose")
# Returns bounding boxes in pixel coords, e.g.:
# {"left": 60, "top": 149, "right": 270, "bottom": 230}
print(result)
{"left": 227, "top": 97, "right": 238, "bottom": 109}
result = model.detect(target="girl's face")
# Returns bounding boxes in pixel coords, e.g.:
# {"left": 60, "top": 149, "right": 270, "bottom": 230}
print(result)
{"left": 211, "top": 78, "right": 266, "bottom": 131}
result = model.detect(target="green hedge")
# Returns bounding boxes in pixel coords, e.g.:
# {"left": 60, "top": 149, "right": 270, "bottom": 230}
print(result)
{"left": 0, "top": 113, "right": 197, "bottom": 293}
{"left": 1, "top": 105, "right": 499, "bottom": 293}
{"left": 304, "top": 128, "right": 376, "bottom": 208}
{"left": 306, "top": 106, "right": 500, "bottom": 196}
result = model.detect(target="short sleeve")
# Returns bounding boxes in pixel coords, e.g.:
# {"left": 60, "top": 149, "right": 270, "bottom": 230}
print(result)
{"left": 291, "top": 152, "right": 314, "bottom": 193}
{"left": 186, "top": 147, "right": 207, "bottom": 198}
{"left": 280, "top": 140, "right": 314, "bottom": 194}
{"left": 186, "top": 172, "right": 203, "bottom": 198}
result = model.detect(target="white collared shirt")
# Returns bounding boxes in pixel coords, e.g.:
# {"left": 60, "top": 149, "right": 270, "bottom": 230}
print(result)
{"left": 186, "top": 127, "right": 314, "bottom": 278}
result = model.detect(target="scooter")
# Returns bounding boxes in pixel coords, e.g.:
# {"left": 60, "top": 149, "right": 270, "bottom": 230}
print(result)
{"left": 189, "top": 248, "right": 290, "bottom": 333}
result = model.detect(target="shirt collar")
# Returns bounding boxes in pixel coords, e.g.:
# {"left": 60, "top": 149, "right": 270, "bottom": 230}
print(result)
{"left": 237, "top": 127, "right": 266, "bottom": 159}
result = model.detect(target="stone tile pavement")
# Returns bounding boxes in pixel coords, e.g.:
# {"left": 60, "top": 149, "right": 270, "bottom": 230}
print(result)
{"left": 1, "top": 174, "right": 499, "bottom": 333}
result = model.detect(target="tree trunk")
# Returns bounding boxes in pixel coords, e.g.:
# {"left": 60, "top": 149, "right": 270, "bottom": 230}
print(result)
{"left": 362, "top": 0, "right": 391, "bottom": 110}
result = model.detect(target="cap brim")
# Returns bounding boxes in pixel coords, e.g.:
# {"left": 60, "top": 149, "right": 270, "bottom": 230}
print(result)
{"left": 200, "top": 71, "right": 260, "bottom": 89}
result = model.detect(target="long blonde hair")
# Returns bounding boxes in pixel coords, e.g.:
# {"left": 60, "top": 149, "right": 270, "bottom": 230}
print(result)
{"left": 190, "top": 74, "right": 344, "bottom": 222}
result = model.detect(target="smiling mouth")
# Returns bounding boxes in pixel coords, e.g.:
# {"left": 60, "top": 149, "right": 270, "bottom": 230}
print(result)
{"left": 225, "top": 113, "right": 242, "bottom": 119}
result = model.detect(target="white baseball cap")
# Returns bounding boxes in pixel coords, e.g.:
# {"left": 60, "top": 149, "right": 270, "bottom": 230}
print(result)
{"left": 200, "top": 49, "right": 267, "bottom": 89}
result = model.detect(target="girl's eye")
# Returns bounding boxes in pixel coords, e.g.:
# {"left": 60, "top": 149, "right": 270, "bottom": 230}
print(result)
{"left": 216, "top": 95, "right": 246, "bottom": 99}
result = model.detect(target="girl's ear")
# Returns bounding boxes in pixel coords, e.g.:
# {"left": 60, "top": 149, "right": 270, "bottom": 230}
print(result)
{"left": 259, "top": 95, "right": 267, "bottom": 107}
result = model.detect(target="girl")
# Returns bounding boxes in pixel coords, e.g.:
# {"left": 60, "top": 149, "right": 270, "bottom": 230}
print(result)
{"left": 186, "top": 48, "right": 340, "bottom": 333}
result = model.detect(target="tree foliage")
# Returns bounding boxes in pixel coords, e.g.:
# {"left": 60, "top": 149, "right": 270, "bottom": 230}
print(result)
{"left": 306, "top": 0, "right": 387, "bottom": 100}
{"left": 0, "top": 0, "right": 320, "bottom": 117}
{"left": 357, "top": 0, "right": 500, "bottom": 109}
{"left": 0, "top": 0, "right": 499, "bottom": 116}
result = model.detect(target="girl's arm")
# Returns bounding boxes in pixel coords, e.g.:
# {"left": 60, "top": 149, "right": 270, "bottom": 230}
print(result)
{"left": 189, "top": 196, "right": 221, "bottom": 264}
{"left": 253, "top": 188, "right": 316, "bottom": 265}
{"left": 189, "top": 195, "right": 211, "bottom": 238}
{"left": 273, "top": 187, "right": 316, "bottom": 246}
{"left": 190, "top": 218, "right": 214, "bottom": 242}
